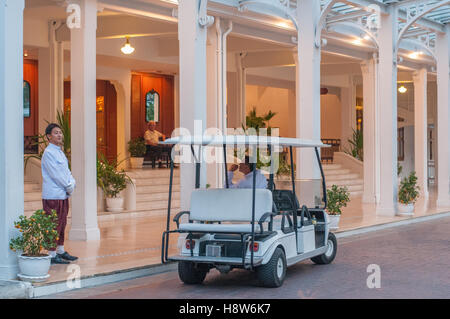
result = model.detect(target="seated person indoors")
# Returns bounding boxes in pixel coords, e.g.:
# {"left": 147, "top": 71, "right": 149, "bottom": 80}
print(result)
{"left": 144, "top": 121, "right": 165, "bottom": 146}
{"left": 226, "top": 156, "right": 268, "bottom": 189}
{"left": 144, "top": 121, "right": 166, "bottom": 167}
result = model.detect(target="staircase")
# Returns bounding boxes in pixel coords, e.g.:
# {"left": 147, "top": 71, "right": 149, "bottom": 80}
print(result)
{"left": 125, "top": 168, "right": 180, "bottom": 215}
{"left": 24, "top": 178, "right": 42, "bottom": 217}
{"left": 323, "top": 163, "right": 363, "bottom": 197}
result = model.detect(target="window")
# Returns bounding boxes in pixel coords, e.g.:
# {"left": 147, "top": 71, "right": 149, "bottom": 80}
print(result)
{"left": 23, "top": 81, "right": 31, "bottom": 118}
{"left": 398, "top": 127, "right": 404, "bottom": 161}
{"left": 145, "top": 89, "right": 160, "bottom": 122}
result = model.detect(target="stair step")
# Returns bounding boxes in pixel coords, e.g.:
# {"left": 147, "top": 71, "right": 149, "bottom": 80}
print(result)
{"left": 323, "top": 169, "right": 351, "bottom": 175}
{"left": 325, "top": 173, "right": 360, "bottom": 181}
{"left": 322, "top": 164, "right": 342, "bottom": 170}
{"left": 136, "top": 192, "right": 180, "bottom": 202}
{"left": 126, "top": 169, "right": 180, "bottom": 179}
{"left": 134, "top": 177, "right": 180, "bottom": 186}
{"left": 136, "top": 199, "right": 180, "bottom": 211}
{"left": 136, "top": 184, "right": 181, "bottom": 194}
{"left": 24, "top": 192, "right": 42, "bottom": 201}
{"left": 24, "top": 201, "right": 42, "bottom": 212}
{"left": 326, "top": 184, "right": 363, "bottom": 192}
{"left": 326, "top": 179, "right": 363, "bottom": 187}
{"left": 24, "top": 183, "right": 41, "bottom": 192}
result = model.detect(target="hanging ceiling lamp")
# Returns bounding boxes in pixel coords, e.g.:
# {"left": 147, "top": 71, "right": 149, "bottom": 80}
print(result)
{"left": 398, "top": 85, "right": 407, "bottom": 94}
{"left": 121, "top": 37, "right": 135, "bottom": 55}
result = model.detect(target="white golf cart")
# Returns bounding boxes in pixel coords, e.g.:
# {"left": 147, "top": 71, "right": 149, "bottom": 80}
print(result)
{"left": 161, "top": 135, "right": 337, "bottom": 288}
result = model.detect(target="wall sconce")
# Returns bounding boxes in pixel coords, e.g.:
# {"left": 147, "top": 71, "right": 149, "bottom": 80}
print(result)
{"left": 121, "top": 37, "right": 135, "bottom": 55}
{"left": 398, "top": 86, "right": 407, "bottom": 94}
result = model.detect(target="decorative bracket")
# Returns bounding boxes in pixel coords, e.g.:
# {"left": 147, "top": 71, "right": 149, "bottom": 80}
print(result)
{"left": 198, "top": 0, "right": 214, "bottom": 27}
{"left": 395, "top": 0, "right": 450, "bottom": 57}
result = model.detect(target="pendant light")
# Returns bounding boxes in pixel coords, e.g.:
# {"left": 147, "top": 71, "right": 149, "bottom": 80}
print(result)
{"left": 121, "top": 37, "right": 135, "bottom": 55}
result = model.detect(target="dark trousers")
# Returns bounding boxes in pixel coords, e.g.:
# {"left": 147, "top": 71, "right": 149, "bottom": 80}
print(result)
{"left": 42, "top": 199, "right": 69, "bottom": 249}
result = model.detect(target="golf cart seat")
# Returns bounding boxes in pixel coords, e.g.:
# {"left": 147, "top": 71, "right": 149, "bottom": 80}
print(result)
{"left": 177, "top": 188, "right": 273, "bottom": 234}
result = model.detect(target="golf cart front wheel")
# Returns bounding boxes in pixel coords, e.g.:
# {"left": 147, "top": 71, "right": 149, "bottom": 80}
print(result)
{"left": 178, "top": 261, "right": 208, "bottom": 284}
{"left": 256, "top": 247, "right": 286, "bottom": 288}
{"left": 311, "top": 232, "right": 337, "bottom": 265}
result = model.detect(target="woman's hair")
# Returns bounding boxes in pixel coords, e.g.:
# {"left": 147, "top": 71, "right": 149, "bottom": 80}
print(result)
{"left": 45, "top": 123, "right": 61, "bottom": 138}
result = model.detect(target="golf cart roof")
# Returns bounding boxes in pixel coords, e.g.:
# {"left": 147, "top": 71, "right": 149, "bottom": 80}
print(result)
{"left": 161, "top": 135, "right": 330, "bottom": 148}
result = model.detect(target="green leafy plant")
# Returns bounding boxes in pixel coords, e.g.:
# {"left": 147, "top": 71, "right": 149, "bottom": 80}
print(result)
{"left": 398, "top": 171, "right": 420, "bottom": 205}
{"left": 97, "top": 153, "right": 132, "bottom": 198}
{"left": 243, "top": 107, "right": 277, "bottom": 135}
{"left": 326, "top": 185, "right": 350, "bottom": 215}
{"left": 9, "top": 210, "right": 58, "bottom": 257}
{"left": 397, "top": 163, "right": 403, "bottom": 177}
{"left": 344, "top": 128, "right": 363, "bottom": 161}
{"left": 128, "top": 137, "right": 147, "bottom": 157}
{"left": 276, "top": 153, "right": 293, "bottom": 177}
{"left": 24, "top": 109, "right": 71, "bottom": 169}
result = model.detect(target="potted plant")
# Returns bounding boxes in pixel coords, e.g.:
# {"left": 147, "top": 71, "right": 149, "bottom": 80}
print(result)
{"left": 97, "top": 155, "right": 132, "bottom": 212}
{"left": 9, "top": 210, "right": 58, "bottom": 282}
{"left": 128, "top": 137, "right": 147, "bottom": 169}
{"left": 397, "top": 171, "right": 420, "bottom": 216}
{"left": 326, "top": 185, "right": 350, "bottom": 230}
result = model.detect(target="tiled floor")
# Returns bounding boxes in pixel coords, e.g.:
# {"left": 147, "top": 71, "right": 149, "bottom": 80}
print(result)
{"left": 36, "top": 186, "right": 449, "bottom": 286}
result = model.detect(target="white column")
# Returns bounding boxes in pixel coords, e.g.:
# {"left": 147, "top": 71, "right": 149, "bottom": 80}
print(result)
{"left": 413, "top": 68, "right": 429, "bottom": 198}
{"left": 295, "top": 1, "right": 321, "bottom": 207}
{"left": 206, "top": 20, "right": 220, "bottom": 188}
{"left": 376, "top": 7, "right": 398, "bottom": 215}
{"left": 178, "top": 0, "right": 209, "bottom": 209}
{"left": 295, "top": 0, "right": 321, "bottom": 179}
{"left": 49, "top": 20, "right": 65, "bottom": 120}
{"left": 235, "top": 52, "right": 247, "bottom": 127}
{"left": 361, "top": 58, "right": 379, "bottom": 203}
{"left": 0, "top": 0, "right": 25, "bottom": 279}
{"left": 69, "top": 0, "right": 100, "bottom": 241}
{"left": 340, "top": 76, "right": 357, "bottom": 153}
{"left": 436, "top": 26, "right": 450, "bottom": 207}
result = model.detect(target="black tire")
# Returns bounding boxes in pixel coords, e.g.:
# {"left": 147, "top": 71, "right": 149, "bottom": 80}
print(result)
{"left": 311, "top": 232, "right": 337, "bottom": 265}
{"left": 256, "top": 247, "right": 286, "bottom": 288}
{"left": 178, "top": 261, "right": 208, "bottom": 284}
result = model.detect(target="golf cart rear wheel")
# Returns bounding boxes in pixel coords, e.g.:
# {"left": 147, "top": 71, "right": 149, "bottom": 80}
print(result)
{"left": 178, "top": 261, "right": 208, "bottom": 284}
{"left": 311, "top": 232, "right": 337, "bottom": 265}
{"left": 256, "top": 247, "right": 286, "bottom": 288}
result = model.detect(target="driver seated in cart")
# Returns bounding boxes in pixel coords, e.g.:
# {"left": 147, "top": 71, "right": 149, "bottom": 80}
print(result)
{"left": 226, "top": 155, "right": 268, "bottom": 189}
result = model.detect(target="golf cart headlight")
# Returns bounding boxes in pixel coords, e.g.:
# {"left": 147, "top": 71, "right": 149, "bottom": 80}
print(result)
{"left": 185, "top": 240, "right": 195, "bottom": 250}
{"left": 249, "top": 242, "right": 259, "bottom": 252}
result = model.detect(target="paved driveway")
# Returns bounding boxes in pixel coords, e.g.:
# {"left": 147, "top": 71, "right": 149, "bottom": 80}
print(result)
{"left": 46, "top": 216, "right": 450, "bottom": 299}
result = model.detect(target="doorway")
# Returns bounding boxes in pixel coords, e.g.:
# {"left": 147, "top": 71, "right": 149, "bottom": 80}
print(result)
{"left": 131, "top": 72, "right": 174, "bottom": 140}
{"left": 63, "top": 80, "right": 117, "bottom": 162}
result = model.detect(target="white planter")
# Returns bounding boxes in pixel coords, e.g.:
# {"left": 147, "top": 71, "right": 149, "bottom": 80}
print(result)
{"left": 106, "top": 197, "right": 124, "bottom": 212}
{"left": 397, "top": 203, "right": 414, "bottom": 216}
{"left": 17, "top": 254, "right": 51, "bottom": 282}
{"left": 130, "top": 157, "right": 144, "bottom": 169}
{"left": 328, "top": 214, "right": 341, "bottom": 230}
